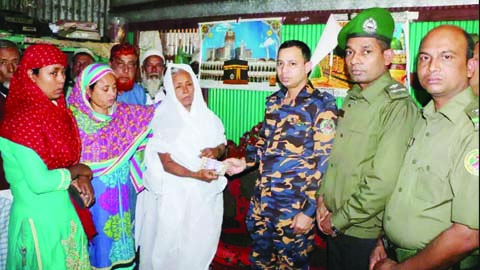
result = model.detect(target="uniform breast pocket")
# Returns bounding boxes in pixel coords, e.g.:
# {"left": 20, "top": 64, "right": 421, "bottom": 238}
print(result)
{"left": 345, "top": 124, "right": 375, "bottom": 156}
{"left": 414, "top": 166, "right": 449, "bottom": 203}
{"left": 279, "top": 115, "right": 310, "bottom": 147}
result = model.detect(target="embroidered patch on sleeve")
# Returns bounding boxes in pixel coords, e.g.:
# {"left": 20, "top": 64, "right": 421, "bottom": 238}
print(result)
{"left": 464, "top": 149, "right": 479, "bottom": 176}
{"left": 319, "top": 119, "right": 335, "bottom": 135}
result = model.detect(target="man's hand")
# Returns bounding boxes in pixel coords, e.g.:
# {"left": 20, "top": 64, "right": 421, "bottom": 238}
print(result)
{"left": 291, "top": 212, "right": 314, "bottom": 235}
{"left": 369, "top": 238, "right": 388, "bottom": 270}
{"left": 318, "top": 213, "right": 337, "bottom": 237}
{"left": 316, "top": 195, "right": 330, "bottom": 227}
{"left": 373, "top": 258, "right": 398, "bottom": 270}
{"left": 223, "top": 158, "right": 246, "bottom": 175}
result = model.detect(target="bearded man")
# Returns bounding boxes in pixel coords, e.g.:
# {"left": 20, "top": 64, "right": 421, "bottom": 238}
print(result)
{"left": 109, "top": 43, "right": 147, "bottom": 105}
{"left": 140, "top": 49, "right": 166, "bottom": 105}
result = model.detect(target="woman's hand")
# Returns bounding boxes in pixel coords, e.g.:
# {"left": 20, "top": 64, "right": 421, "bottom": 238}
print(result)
{"left": 200, "top": 144, "right": 225, "bottom": 159}
{"left": 191, "top": 169, "right": 218, "bottom": 182}
{"left": 200, "top": 147, "right": 219, "bottom": 159}
{"left": 70, "top": 175, "right": 95, "bottom": 207}
{"left": 68, "top": 163, "right": 93, "bottom": 180}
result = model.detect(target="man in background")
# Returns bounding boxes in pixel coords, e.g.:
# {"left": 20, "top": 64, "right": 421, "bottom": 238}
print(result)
{"left": 65, "top": 48, "right": 96, "bottom": 101}
{"left": 0, "top": 38, "right": 20, "bottom": 270}
{"left": 469, "top": 35, "right": 478, "bottom": 95}
{"left": 71, "top": 48, "right": 96, "bottom": 82}
{"left": 316, "top": 7, "right": 418, "bottom": 270}
{"left": 0, "top": 39, "right": 20, "bottom": 188}
{"left": 109, "top": 43, "right": 147, "bottom": 105}
{"left": 140, "top": 49, "right": 166, "bottom": 105}
{"left": 370, "top": 24, "right": 478, "bottom": 270}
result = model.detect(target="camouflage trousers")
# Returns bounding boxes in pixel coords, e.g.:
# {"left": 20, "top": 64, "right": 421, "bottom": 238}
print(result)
{"left": 246, "top": 191, "right": 315, "bottom": 270}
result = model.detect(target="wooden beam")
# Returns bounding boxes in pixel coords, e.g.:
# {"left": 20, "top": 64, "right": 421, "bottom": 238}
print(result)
{"left": 127, "top": 5, "right": 479, "bottom": 32}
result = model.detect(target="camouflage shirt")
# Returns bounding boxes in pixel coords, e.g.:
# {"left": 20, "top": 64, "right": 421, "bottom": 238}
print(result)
{"left": 246, "top": 82, "right": 337, "bottom": 217}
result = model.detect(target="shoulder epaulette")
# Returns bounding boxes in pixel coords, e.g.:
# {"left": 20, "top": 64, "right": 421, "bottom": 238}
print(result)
{"left": 465, "top": 100, "right": 479, "bottom": 131}
{"left": 384, "top": 83, "right": 409, "bottom": 100}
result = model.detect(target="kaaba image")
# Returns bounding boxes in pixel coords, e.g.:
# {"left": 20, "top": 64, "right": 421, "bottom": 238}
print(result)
{"left": 223, "top": 59, "right": 248, "bottom": 84}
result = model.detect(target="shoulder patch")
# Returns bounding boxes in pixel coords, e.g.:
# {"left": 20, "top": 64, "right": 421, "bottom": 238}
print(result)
{"left": 384, "top": 83, "right": 409, "bottom": 100}
{"left": 464, "top": 101, "right": 479, "bottom": 131}
{"left": 319, "top": 118, "right": 335, "bottom": 135}
{"left": 464, "top": 149, "right": 479, "bottom": 176}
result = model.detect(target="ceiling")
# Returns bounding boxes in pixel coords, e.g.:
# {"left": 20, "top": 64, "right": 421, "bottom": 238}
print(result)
{"left": 109, "top": 0, "right": 479, "bottom": 25}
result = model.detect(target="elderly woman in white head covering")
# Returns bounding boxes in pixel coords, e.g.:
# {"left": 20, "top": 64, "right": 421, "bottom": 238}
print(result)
{"left": 136, "top": 64, "right": 227, "bottom": 270}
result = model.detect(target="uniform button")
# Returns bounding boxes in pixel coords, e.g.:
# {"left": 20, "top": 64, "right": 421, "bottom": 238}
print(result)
{"left": 412, "top": 159, "right": 417, "bottom": 164}
{"left": 398, "top": 187, "right": 402, "bottom": 192}
{"left": 426, "top": 165, "right": 430, "bottom": 171}
{"left": 330, "top": 163, "right": 334, "bottom": 167}
{"left": 387, "top": 216, "right": 391, "bottom": 221}
{"left": 426, "top": 132, "right": 430, "bottom": 137}
{"left": 347, "top": 104, "right": 351, "bottom": 108}
{"left": 340, "top": 133, "right": 343, "bottom": 138}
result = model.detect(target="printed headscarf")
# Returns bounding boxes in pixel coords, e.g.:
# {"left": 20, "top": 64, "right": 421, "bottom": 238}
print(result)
{"left": 68, "top": 63, "right": 115, "bottom": 121}
{"left": 68, "top": 63, "right": 154, "bottom": 163}
{"left": 0, "top": 44, "right": 81, "bottom": 169}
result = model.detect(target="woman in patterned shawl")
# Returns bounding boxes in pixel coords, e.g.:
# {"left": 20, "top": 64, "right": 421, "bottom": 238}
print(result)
{"left": 0, "top": 44, "right": 93, "bottom": 269}
{"left": 68, "top": 63, "right": 154, "bottom": 269}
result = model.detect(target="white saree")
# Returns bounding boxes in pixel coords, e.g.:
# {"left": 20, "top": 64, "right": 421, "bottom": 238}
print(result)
{"left": 136, "top": 64, "right": 227, "bottom": 270}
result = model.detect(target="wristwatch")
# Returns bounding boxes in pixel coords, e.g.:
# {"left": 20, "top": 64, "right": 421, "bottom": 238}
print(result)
{"left": 331, "top": 225, "right": 342, "bottom": 235}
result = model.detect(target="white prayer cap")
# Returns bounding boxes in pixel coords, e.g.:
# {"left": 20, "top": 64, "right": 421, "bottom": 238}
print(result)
{"left": 140, "top": 49, "right": 165, "bottom": 66}
{"left": 73, "top": 48, "right": 97, "bottom": 61}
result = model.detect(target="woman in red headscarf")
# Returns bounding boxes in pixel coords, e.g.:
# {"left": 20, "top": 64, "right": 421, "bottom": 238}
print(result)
{"left": 0, "top": 44, "right": 94, "bottom": 269}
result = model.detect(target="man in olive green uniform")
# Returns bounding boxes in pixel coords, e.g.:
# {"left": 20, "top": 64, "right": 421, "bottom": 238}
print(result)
{"left": 315, "top": 7, "right": 418, "bottom": 270}
{"left": 369, "top": 25, "right": 479, "bottom": 270}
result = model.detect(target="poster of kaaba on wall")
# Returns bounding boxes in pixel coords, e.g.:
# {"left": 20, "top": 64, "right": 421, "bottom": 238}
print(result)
{"left": 199, "top": 18, "right": 282, "bottom": 91}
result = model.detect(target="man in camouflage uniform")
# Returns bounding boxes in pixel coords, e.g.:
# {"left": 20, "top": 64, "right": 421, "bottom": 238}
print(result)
{"left": 370, "top": 25, "right": 479, "bottom": 270}
{"left": 316, "top": 7, "right": 418, "bottom": 270}
{"left": 225, "top": 40, "right": 337, "bottom": 269}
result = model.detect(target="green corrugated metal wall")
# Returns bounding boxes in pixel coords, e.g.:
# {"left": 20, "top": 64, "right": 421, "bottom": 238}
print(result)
{"left": 209, "top": 20, "right": 479, "bottom": 143}
{"left": 208, "top": 89, "right": 272, "bottom": 144}
{"left": 409, "top": 21, "right": 479, "bottom": 73}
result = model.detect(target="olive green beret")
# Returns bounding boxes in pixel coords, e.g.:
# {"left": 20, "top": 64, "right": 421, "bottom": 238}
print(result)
{"left": 337, "top": 7, "right": 394, "bottom": 50}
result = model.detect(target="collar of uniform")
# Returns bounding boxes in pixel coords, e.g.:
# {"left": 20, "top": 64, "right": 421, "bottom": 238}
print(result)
{"left": 273, "top": 81, "right": 315, "bottom": 100}
{"left": 422, "top": 87, "right": 475, "bottom": 124}
{"left": 349, "top": 72, "right": 392, "bottom": 103}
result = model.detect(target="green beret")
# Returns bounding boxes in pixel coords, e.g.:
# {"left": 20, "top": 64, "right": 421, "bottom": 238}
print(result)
{"left": 337, "top": 7, "right": 394, "bottom": 50}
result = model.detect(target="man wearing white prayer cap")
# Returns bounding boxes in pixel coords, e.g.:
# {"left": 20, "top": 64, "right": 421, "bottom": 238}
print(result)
{"left": 140, "top": 49, "right": 166, "bottom": 105}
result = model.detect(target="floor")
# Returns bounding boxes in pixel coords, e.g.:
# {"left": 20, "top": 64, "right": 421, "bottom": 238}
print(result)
{"left": 211, "top": 231, "right": 328, "bottom": 269}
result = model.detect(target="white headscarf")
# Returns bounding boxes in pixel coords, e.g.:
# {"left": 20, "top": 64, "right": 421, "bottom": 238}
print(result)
{"left": 144, "top": 63, "right": 227, "bottom": 194}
